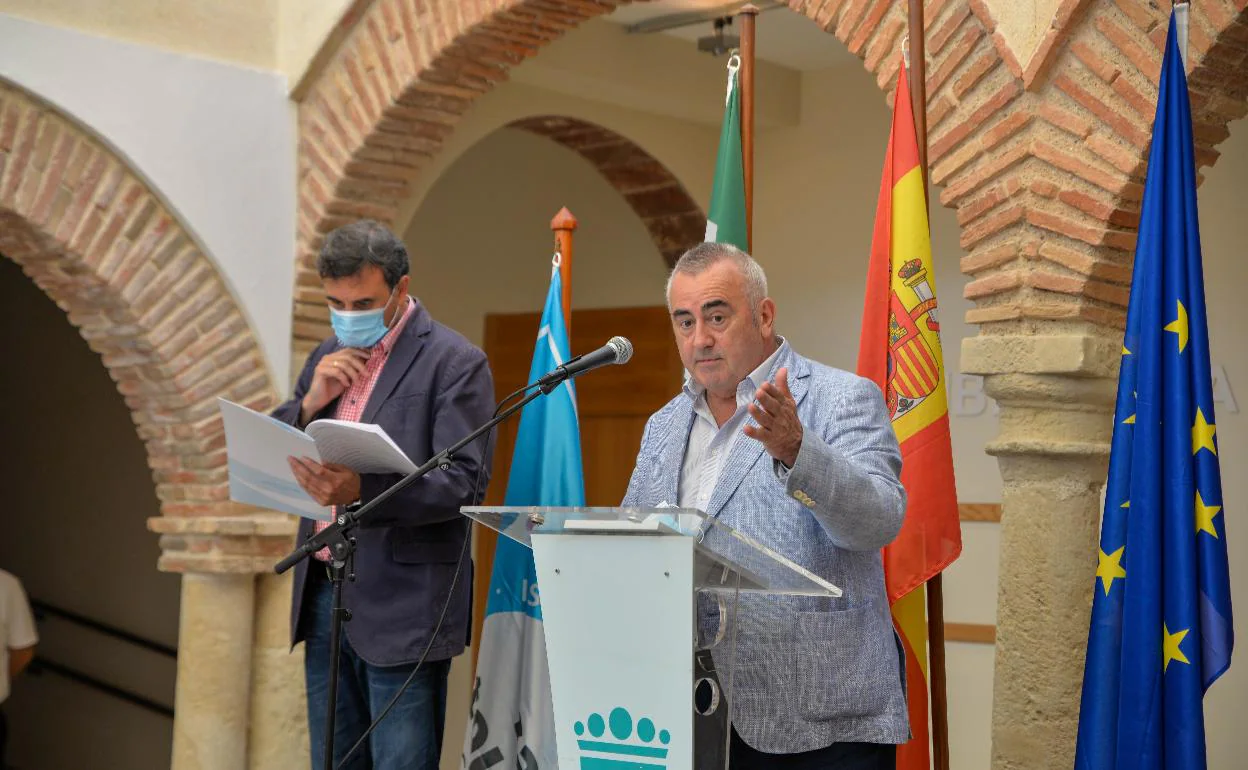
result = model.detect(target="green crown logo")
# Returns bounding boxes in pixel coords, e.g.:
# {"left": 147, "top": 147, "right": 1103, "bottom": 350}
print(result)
{"left": 574, "top": 706, "right": 670, "bottom": 769}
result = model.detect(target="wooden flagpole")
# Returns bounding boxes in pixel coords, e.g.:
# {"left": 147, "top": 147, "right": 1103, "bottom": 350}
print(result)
{"left": 907, "top": 2, "right": 950, "bottom": 769}
{"left": 738, "top": 4, "right": 758, "bottom": 251}
{"left": 552, "top": 207, "right": 577, "bottom": 331}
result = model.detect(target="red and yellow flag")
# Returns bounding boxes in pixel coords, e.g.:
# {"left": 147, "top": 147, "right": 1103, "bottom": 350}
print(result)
{"left": 856, "top": 60, "right": 963, "bottom": 769}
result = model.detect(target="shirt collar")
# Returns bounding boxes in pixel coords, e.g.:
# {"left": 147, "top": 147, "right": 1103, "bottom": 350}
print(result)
{"left": 375, "top": 296, "right": 415, "bottom": 356}
{"left": 682, "top": 336, "right": 788, "bottom": 403}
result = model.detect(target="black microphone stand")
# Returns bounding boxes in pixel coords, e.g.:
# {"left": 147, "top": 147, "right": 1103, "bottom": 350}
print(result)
{"left": 274, "top": 377, "right": 559, "bottom": 770}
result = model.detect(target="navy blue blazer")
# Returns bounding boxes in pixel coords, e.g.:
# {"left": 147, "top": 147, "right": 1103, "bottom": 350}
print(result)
{"left": 272, "top": 299, "right": 495, "bottom": 666}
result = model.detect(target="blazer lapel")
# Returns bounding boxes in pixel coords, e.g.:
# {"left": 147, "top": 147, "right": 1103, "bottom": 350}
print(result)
{"left": 704, "top": 345, "right": 812, "bottom": 521}
{"left": 785, "top": 348, "right": 811, "bottom": 410}
{"left": 703, "top": 428, "right": 766, "bottom": 521}
{"left": 656, "top": 398, "right": 693, "bottom": 506}
{"left": 361, "top": 300, "right": 430, "bottom": 424}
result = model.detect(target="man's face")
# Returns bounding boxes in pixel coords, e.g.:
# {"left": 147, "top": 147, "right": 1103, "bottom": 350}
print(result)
{"left": 322, "top": 264, "right": 408, "bottom": 326}
{"left": 668, "top": 261, "right": 775, "bottom": 399}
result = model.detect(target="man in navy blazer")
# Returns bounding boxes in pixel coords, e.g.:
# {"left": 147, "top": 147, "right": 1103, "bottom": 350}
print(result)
{"left": 272, "top": 220, "right": 494, "bottom": 770}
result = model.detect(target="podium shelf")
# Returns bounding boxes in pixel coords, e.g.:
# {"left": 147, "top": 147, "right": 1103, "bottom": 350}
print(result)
{"left": 463, "top": 506, "right": 840, "bottom": 598}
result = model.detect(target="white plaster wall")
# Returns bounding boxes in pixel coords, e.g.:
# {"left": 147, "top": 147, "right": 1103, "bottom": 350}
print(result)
{"left": 0, "top": 13, "right": 294, "bottom": 392}
{"left": 0, "top": 0, "right": 279, "bottom": 70}
{"left": 278, "top": 0, "right": 356, "bottom": 89}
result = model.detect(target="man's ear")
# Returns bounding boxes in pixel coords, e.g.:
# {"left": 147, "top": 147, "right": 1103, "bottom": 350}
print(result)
{"left": 758, "top": 297, "right": 777, "bottom": 336}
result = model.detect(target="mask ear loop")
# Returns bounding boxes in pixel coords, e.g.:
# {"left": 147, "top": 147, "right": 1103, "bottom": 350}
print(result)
{"left": 381, "top": 283, "right": 401, "bottom": 334}
{"left": 365, "top": 226, "right": 404, "bottom": 336}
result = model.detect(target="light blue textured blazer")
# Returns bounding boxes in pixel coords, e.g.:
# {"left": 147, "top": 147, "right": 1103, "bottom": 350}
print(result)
{"left": 622, "top": 342, "right": 910, "bottom": 753}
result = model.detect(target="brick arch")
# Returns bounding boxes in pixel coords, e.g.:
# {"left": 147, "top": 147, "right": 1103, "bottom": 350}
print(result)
{"left": 294, "top": 0, "right": 1248, "bottom": 342}
{"left": 506, "top": 115, "right": 704, "bottom": 267}
{"left": 292, "top": 0, "right": 967, "bottom": 351}
{"left": 0, "top": 81, "right": 279, "bottom": 571}
{"left": 927, "top": 0, "right": 1248, "bottom": 336}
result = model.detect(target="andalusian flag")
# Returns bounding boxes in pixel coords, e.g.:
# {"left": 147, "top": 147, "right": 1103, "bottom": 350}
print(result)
{"left": 856, "top": 60, "right": 963, "bottom": 769}
{"left": 705, "top": 55, "right": 748, "bottom": 251}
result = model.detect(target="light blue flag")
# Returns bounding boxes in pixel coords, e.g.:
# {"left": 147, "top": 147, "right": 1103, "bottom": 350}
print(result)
{"left": 463, "top": 259, "right": 585, "bottom": 770}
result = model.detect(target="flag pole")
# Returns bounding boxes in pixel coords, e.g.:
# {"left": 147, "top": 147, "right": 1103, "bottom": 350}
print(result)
{"left": 908, "top": 3, "right": 929, "bottom": 216}
{"left": 738, "top": 4, "right": 758, "bottom": 251}
{"left": 1174, "top": 1, "right": 1190, "bottom": 70}
{"left": 552, "top": 207, "right": 577, "bottom": 331}
{"left": 907, "top": 2, "right": 950, "bottom": 769}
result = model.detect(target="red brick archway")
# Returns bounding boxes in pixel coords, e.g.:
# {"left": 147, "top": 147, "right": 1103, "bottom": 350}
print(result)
{"left": 291, "top": 0, "right": 951, "bottom": 352}
{"left": 294, "top": 0, "right": 1248, "bottom": 346}
{"left": 507, "top": 115, "right": 704, "bottom": 266}
{"left": 0, "top": 81, "right": 282, "bottom": 573}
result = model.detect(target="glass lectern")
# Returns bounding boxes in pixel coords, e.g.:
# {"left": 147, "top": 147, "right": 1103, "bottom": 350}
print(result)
{"left": 463, "top": 506, "right": 841, "bottom": 770}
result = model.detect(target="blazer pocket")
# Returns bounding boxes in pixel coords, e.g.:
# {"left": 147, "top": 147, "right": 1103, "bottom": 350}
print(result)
{"left": 795, "top": 608, "right": 891, "bottom": 721}
{"left": 375, "top": 391, "right": 429, "bottom": 418}
{"left": 390, "top": 527, "right": 464, "bottom": 564}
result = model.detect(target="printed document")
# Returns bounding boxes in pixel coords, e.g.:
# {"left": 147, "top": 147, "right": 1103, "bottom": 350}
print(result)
{"left": 219, "top": 399, "right": 416, "bottom": 520}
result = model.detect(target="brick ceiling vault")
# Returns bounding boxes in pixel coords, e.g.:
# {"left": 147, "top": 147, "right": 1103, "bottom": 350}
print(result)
{"left": 508, "top": 114, "right": 705, "bottom": 269}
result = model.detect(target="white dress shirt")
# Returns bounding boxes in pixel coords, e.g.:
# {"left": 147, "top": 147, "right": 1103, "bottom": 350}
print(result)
{"left": 0, "top": 569, "right": 37, "bottom": 704}
{"left": 678, "top": 340, "right": 787, "bottom": 510}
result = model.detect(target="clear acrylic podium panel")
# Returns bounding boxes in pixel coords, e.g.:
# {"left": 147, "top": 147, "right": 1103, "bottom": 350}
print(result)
{"left": 462, "top": 506, "right": 841, "bottom": 598}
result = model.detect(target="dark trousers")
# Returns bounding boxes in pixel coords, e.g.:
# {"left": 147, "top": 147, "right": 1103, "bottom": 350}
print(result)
{"left": 303, "top": 569, "right": 451, "bottom": 770}
{"left": 729, "top": 728, "right": 896, "bottom": 770}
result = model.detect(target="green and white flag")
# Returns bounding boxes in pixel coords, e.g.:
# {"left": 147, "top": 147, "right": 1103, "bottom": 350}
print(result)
{"left": 705, "top": 55, "right": 749, "bottom": 251}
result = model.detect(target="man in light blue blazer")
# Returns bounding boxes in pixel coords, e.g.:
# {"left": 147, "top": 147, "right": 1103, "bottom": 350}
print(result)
{"left": 622, "top": 242, "right": 909, "bottom": 769}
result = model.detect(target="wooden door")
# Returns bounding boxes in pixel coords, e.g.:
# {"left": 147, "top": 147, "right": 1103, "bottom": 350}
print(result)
{"left": 471, "top": 306, "right": 683, "bottom": 659}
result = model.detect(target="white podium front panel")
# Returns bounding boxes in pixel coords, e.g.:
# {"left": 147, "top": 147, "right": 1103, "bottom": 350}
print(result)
{"left": 532, "top": 532, "right": 694, "bottom": 770}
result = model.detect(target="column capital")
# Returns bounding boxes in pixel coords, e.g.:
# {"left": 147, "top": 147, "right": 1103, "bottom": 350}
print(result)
{"left": 149, "top": 512, "right": 298, "bottom": 574}
{"left": 962, "top": 334, "right": 1121, "bottom": 379}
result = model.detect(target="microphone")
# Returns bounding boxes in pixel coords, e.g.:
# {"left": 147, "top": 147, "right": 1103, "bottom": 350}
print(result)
{"left": 537, "top": 336, "right": 634, "bottom": 390}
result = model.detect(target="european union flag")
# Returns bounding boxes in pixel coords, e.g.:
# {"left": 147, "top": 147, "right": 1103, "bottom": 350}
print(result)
{"left": 1075, "top": 13, "right": 1233, "bottom": 770}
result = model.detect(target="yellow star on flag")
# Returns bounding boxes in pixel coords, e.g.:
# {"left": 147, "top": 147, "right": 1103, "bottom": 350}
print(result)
{"left": 1164, "top": 300, "right": 1189, "bottom": 353}
{"left": 1122, "top": 413, "right": 1136, "bottom": 425}
{"left": 1123, "top": 345, "right": 1131, "bottom": 355}
{"left": 1097, "top": 546, "right": 1126, "bottom": 596}
{"left": 1121, "top": 500, "right": 1130, "bottom": 509}
{"left": 1163, "top": 624, "right": 1191, "bottom": 672}
{"left": 1196, "top": 491, "right": 1222, "bottom": 538}
{"left": 1192, "top": 408, "right": 1217, "bottom": 456}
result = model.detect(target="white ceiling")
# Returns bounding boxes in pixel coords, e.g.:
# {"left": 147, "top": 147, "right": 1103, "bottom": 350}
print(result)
{"left": 604, "top": 0, "right": 862, "bottom": 72}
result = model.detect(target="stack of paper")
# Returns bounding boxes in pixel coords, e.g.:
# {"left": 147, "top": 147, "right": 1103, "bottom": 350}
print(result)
{"left": 218, "top": 399, "right": 416, "bottom": 520}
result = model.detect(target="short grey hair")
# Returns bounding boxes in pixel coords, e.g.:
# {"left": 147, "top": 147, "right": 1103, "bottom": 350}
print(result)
{"left": 665, "top": 241, "right": 769, "bottom": 314}
{"left": 317, "top": 219, "right": 409, "bottom": 288}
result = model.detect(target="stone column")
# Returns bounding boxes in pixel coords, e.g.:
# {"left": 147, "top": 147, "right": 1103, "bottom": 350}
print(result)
{"left": 171, "top": 572, "right": 255, "bottom": 770}
{"left": 963, "top": 333, "right": 1119, "bottom": 770}
{"left": 249, "top": 571, "right": 310, "bottom": 769}
{"left": 150, "top": 512, "right": 299, "bottom": 770}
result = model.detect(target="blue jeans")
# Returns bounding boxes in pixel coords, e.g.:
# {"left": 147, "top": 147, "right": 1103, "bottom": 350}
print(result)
{"left": 303, "top": 570, "right": 450, "bottom": 770}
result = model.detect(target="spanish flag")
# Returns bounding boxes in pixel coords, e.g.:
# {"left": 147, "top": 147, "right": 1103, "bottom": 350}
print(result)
{"left": 856, "top": 59, "right": 963, "bottom": 769}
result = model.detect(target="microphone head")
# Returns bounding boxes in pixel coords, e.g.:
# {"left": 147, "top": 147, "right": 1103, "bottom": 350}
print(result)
{"left": 607, "top": 336, "right": 634, "bottom": 364}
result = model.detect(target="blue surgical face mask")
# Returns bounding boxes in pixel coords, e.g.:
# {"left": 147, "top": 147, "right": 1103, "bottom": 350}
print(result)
{"left": 330, "top": 287, "right": 398, "bottom": 348}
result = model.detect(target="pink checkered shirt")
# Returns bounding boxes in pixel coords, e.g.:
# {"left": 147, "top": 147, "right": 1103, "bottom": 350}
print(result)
{"left": 313, "top": 296, "right": 417, "bottom": 561}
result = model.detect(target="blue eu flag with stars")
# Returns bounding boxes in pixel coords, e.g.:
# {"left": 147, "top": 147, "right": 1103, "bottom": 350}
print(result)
{"left": 1075, "top": 13, "right": 1233, "bottom": 770}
